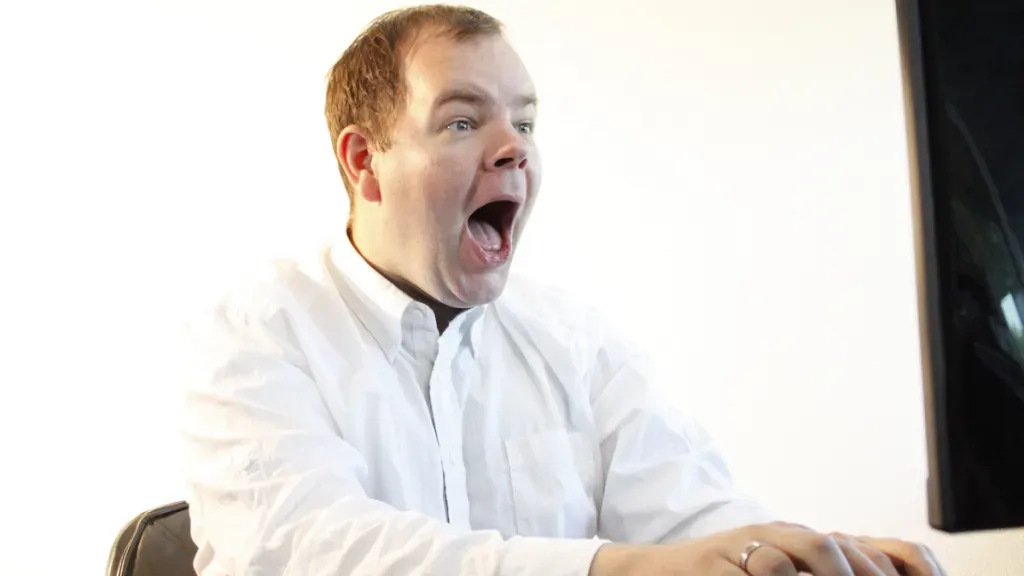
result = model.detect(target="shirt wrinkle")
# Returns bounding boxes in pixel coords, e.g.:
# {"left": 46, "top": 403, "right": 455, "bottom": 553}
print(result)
{"left": 180, "top": 233, "right": 776, "bottom": 576}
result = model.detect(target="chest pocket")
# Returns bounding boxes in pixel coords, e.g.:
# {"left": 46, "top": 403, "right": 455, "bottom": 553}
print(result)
{"left": 504, "top": 429, "right": 599, "bottom": 538}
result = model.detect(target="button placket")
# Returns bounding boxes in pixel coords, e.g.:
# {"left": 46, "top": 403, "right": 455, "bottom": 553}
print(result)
{"left": 428, "top": 329, "right": 471, "bottom": 527}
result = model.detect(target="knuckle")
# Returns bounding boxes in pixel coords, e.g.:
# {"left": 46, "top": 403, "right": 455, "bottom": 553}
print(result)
{"left": 745, "top": 523, "right": 777, "bottom": 541}
{"left": 865, "top": 547, "right": 890, "bottom": 563}
{"left": 811, "top": 533, "right": 841, "bottom": 555}
{"left": 910, "top": 542, "right": 932, "bottom": 559}
{"left": 861, "top": 546, "right": 896, "bottom": 571}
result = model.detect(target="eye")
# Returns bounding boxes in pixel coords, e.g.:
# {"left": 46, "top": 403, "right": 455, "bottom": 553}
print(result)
{"left": 446, "top": 119, "right": 473, "bottom": 132}
{"left": 516, "top": 121, "right": 534, "bottom": 135}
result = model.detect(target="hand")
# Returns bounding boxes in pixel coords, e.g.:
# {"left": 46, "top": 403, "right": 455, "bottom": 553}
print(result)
{"left": 589, "top": 521, "right": 946, "bottom": 576}
{"left": 830, "top": 533, "right": 946, "bottom": 576}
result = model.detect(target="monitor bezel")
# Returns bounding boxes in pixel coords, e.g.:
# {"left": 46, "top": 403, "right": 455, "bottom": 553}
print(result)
{"left": 893, "top": 0, "right": 957, "bottom": 532}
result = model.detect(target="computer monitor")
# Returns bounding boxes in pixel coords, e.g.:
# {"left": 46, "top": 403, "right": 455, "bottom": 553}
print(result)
{"left": 895, "top": 0, "right": 1024, "bottom": 532}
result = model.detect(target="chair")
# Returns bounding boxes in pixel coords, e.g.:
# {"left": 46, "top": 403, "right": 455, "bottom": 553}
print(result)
{"left": 107, "top": 501, "right": 198, "bottom": 576}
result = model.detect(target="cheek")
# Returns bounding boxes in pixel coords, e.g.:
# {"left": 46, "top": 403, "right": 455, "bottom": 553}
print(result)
{"left": 526, "top": 151, "right": 542, "bottom": 189}
{"left": 383, "top": 144, "right": 480, "bottom": 230}
{"left": 381, "top": 151, "right": 461, "bottom": 212}
{"left": 526, "top": 161, "right": 541, "bottom": 205}
{"left": 425, "top": 152, "right": 476, "bottom": 205}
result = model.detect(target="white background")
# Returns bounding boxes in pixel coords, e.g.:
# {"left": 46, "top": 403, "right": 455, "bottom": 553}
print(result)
{"left": 2, "top": 0, "right": 1023, "bottom": 574}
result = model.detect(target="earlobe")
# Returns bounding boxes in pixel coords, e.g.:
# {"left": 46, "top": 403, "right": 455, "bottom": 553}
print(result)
{"left": 338, "top": 126, "right": 381, "bottom": 203}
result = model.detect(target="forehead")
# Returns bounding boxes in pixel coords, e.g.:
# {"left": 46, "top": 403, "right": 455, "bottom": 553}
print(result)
{"left": 402, "top": 31, "right": 535, "bottom": 106}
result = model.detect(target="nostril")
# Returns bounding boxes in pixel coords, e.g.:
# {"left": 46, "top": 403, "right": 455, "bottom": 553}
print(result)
{"left": 493, "top": 157, "right": 527, "bottom": 170}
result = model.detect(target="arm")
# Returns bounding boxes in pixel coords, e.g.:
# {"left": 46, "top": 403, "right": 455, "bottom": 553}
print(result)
{"left": 587, "top": 320, "right": 777, "bottom": 544}
{"left": 582, "top": 313, "right": 946, "bottom": 576}
{"left": 179, "top": 295, "right": 604, "bottom": 576}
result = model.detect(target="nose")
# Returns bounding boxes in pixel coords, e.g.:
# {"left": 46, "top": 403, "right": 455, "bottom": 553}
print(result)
{"left": 486, "top": 125, "right": 529, "bottom": 172}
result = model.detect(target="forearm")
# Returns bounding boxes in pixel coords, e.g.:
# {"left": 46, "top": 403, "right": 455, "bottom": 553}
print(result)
{"left": 192, "top": 482, "right": 605, "bottom": 575}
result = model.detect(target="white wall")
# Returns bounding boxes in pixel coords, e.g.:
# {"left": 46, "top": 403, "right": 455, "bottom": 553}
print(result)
{"left": 3, "top": 0, "right": 1023, "bottom": 574}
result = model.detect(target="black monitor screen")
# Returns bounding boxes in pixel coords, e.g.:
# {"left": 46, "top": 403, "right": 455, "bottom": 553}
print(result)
{"left": 897, "top": 0, "right": 1024, "bottom": 532}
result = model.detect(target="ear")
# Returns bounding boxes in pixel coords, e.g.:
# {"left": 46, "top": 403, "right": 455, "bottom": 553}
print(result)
{"left": 337, "top": 126, "right": 381, "bottom": 203}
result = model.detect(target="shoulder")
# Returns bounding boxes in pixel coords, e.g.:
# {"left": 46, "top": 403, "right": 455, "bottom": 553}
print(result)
{"left": 198, "top": 250, "right": 332, "bottom": 319}
{"left": 497, "top": 274, "right": 595, "bottom": 333}
{"left": 186, "top": 251, "right": 336, "bottom": 352}
{"left": 494, "top": 274, "right": 640, "bottom": 365}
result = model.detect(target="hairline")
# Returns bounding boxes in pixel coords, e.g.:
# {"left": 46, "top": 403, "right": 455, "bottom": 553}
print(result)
{"left": 380, "top": 23, "right": 509, "bottom": 149}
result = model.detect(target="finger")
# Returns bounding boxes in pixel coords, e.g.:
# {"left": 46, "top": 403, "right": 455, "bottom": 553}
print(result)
{"left": 854, "top": 537, "right": 942, "bottom": 576}
{"left": 752, "top": 526, "right": 855, "bottom": 576}
{"left": 923, "top": 545, "right": 947, "bottom": 576}
{"left": 741, "top": 543, "right": 799, "bottom": 576}
{"left": 831, "top": 532, "right": 897, "bottom": 569}
{"left": 715, "top": 556, "right": 758, "bottom": 575}
{"left": 829, "top": 535, "right": 891, "bottom": 576}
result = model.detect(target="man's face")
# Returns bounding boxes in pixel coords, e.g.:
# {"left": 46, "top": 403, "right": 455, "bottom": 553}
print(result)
{"left": 365, "top": 31, "right": 540, "bottom": 308}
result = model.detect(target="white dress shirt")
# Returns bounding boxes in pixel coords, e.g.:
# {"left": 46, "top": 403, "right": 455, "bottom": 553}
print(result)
{"left": 179, "top": 235, "right": 775, "bottom": 576}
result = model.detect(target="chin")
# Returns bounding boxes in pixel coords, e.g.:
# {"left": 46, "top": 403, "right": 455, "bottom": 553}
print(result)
{"left": 451, "top": 268, "right": 511, "bottom": 307}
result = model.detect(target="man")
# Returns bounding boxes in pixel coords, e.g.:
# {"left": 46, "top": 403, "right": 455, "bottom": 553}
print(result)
{"left": 180, "top": 5, "right": 946, "bottom": 575}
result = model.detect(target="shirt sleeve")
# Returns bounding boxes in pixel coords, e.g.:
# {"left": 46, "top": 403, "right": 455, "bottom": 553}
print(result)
{"left": 179, "top": 293, "right": 606, "bottom": 576}
{"left": 586, "top": 316, "right": 779, "bottom": 544}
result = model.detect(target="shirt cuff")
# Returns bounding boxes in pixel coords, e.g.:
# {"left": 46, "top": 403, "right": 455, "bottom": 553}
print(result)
{"left": 500, "top": 536, "right": 610, "bottom": 576}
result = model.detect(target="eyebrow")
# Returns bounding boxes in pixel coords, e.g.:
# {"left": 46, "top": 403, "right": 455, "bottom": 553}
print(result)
{"left": 432, "top": 86, "right": 538, "bottom": 110}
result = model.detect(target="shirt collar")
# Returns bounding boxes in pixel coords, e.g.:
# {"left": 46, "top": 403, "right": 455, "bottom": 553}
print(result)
{"left": 450, "top": 303, "right": 485, "bottom": 359}
{"left": 326, "top": 232, "right": 485, "bottom": 361}
{"left": 328, "top": 233, "right": 414, "bottom": 361}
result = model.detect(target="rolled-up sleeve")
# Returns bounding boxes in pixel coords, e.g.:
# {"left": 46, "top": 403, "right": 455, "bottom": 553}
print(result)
{"left": 587, "top": 323, "right": 777, "bottom": 544}
{"left": 180, "top": 292, "right": 605, "bottom": 576}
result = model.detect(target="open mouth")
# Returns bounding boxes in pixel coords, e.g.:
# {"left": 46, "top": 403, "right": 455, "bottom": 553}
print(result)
{"left": 467, "top": 199, "right": 518, "bottom": 254}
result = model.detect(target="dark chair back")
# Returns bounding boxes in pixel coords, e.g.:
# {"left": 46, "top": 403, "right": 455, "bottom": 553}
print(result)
{"left": 107, "top": 501, "right": 198, "bottom": 576}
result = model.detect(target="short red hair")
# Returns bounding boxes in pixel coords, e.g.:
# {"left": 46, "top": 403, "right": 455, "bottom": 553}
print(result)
{"left": 324, "top": 5, "right": 505, "bottom": 208}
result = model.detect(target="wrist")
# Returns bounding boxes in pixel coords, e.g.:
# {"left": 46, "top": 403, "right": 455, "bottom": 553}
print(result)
{"left": 588, "top": 543, "right": 655, "bottom": 576}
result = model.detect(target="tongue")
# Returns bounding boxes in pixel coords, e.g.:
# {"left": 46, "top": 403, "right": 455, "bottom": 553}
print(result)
{"left": 468, "top": 218, "right": 502, "bottom": 251}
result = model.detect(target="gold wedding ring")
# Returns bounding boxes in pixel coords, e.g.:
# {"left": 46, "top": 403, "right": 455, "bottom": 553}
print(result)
{"left": 739, "top": 541, "right": 766, "bottom": 573}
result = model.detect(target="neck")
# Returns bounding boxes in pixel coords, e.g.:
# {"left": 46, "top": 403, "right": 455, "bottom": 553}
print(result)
{"left": 348, "top": 225, "right": 463, "bottom": 333}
